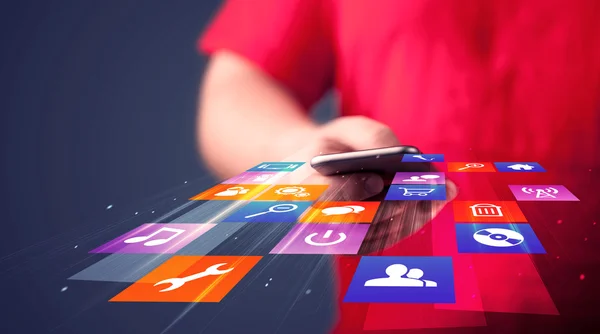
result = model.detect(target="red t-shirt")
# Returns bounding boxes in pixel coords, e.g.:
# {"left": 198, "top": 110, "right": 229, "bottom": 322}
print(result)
{"left": 200, "top": 1, "right": 600, "bottom": 332}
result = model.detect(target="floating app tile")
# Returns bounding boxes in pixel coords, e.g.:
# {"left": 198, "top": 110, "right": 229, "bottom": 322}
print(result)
{"left": 453, "top": 201, "right": 527, "bottom": 223}
{"left": 189, "top": 184, "right": 269, "bottom": 201}
{"left": 168, "top": 200, "right": 239, "bottom": 224}
{"left": 385, "top": 184, "right": 446, "bottom": 201}
{"left": 401, "top": 154, "right": 445, "bottom": 162}
{"left": 175, "top": 223, "right": 248, "bottom": 255}
{"left": 392, "top": 172, "right": 446, "bottom": 185}
{"left": 270, "top": 223, "right": 369, "bottom": 254}
{"left": 298, "top": 201, "right": 381, "bottom": 224}
{"left": 69, "top": 254, "right": 171, "bottom": 283}
{"left": 90, "top": 223, "right": 215, "bottom": 254}
{"left": 343, "top": 256, "right": 455, "bottom": 303}
{"left": 447, "top": 162, "right": 496, "bottom": 172}
{"left": 455, "top": 223, "right": 545, "bottom": 254}
{"left": 494, "top": 162, "right": 546, "bottom": 172}
{"left": 222, "top": 171, "right": 283, "bottom": 184}
{"left": 221, "top": 201, "right": 312, "bottom": 223}
{"left": 508, "top": 185, "right": 579, "bottom": 201}
{"left": 255, "top": 184, "right": 329, "bottom": 201}
{"left": 208, "top": 223, "right": 296, "bottom": 256}
{"left": 247, "top": 162, "right": 304, "bottom": 172}
{"left": 110, "top": 255, "right": 261, "bottom": 303}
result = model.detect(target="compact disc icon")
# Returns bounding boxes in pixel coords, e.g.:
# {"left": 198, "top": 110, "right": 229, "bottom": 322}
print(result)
{"left": 473, "top": 228, "right": 524, "bottom": 247}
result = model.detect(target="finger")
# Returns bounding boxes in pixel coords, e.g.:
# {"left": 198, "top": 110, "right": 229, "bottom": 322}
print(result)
{"left": 359, "top": 200, "right": 425, "bottom": 254}
{"left": 304, "top": 172, "right": 385, "bottom": 201}
{"left": 360, "top": 179, "right": 459, "bottom": 254}
{"left": 431, "top": 179, "right": 458, "bottom": 213}
{"left": 325, "top": 116, "right": 401, "bottom": 150}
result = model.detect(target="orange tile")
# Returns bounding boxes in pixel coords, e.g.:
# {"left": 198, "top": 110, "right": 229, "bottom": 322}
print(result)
{"left": 255, "top": 184, "right": 329, "bottom": 201}
{"left": 299, "top": 201, "right": 381, "bottom": 224}
{"left": 189, "top": 184, "right": 269, "bottom": 201}
{"left": 447, "top": 162, "right": 496, "bottom": 172}
{"left": 110, "top": 256, "right": 261, "bottom": 303}
{"left": 453, "top": 201, "right": 527, "bottom": 223}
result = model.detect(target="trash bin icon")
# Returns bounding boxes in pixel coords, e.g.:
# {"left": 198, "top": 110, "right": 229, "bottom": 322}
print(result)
{"left": 469, "top": 203, "right": 503, "bottom": 217}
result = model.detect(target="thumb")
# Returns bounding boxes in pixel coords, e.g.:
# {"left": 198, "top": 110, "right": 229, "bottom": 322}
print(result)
{"left": 305, "top": 172, "right": 385, "bottom": 201}
{"left": 325, "top": 116, "right": 401, "bottom": 150}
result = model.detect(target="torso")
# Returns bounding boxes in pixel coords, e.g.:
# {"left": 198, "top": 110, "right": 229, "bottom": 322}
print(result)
{"left": 329, "top": 3, "right": 600, "bottom": 332}
{"left": 332, "top": 0, "right": 600, "bottom": 168}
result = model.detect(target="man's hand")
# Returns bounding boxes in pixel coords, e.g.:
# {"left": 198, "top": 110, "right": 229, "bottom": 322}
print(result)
{"left": 281, "top": 116, "right": 457, "bottom": 253}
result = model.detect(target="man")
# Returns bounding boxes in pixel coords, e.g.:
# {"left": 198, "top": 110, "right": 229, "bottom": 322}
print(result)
{"left": 197, "top": 0, "right": 600, "bottom": 332}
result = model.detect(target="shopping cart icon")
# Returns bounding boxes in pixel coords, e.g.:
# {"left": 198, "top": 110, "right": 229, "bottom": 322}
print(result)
{"left": 398, "top": 187, "right": 436, "bottom": 197}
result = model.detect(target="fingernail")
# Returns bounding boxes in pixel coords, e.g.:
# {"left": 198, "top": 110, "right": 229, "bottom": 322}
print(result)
{"left": 447, "top": 182, "right": 459, "bottom": 200}
{"left": 364, "top": 175, "right": 384, "bottom": 195}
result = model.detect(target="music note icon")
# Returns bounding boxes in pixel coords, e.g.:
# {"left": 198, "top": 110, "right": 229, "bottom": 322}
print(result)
{"left": 124, "top": 227, "right": 185, "bottom": 247}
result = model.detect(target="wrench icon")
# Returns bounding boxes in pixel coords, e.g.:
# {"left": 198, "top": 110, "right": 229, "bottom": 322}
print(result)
{"left": 154, "top": 263, "right": 234, "bottom": 292}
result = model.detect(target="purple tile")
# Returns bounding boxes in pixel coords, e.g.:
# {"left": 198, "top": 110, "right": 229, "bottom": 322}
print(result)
{"left": 270, "top": 223, "right": 369, "bottom": 254}
{"left": 90, "top": 223, "right": 215, "bottom": 254}
{"left": 222, "top": 171, "right": 283, "bottom": 184}
{"left": 509, "top": 185, "right": 579, "bottom": 201}
{"left": 392, "top": 172, "right": 446, "bottom": 185}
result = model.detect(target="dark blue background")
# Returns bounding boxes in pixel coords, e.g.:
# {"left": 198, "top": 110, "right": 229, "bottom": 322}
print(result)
{"left": 0, "top": 1, "right": 337, "bottom": 333}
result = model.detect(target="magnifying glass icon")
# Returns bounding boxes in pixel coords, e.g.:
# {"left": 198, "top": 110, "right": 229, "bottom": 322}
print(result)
{"left": 458, "top": 163, "right": 485, "bottom": 171}
{"left": 244, "top": 203, "right": 299, "bottom": 218}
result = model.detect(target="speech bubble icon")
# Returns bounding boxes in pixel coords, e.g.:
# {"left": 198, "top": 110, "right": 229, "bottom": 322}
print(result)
{"left": 345, "top": 205, "right": 365, "bottom": 213}
{"left": 321, "top": 205, "right": 365, "bottom": 216}
{"left": 419, "top": 174, "right": 440, "bottom": 179}
{"left": 322, "top": 206, "right": 353, "bottom": 216}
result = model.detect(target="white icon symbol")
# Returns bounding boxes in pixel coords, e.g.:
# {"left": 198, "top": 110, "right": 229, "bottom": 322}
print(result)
{"left": 470, "top": 203, "right": 503, "bottom": 217}
{"left": 399, "top": 187, "right": 435, "bottom": 197}
{"left": 507, "top": 164, "right": 535, "bottom": 171}
{"left": 274, "top": 186, "right": 310, "bottom": 197}
{"left": 458, "top": 163, "right": 485, "bottom": 171}
{"left": 244, "top": 203, "right": 298, "bottom": 218}
{"left": 321, "top": 205, "right": 365, "bottom": 216}
{"left": 154, "top": 263, "right": 234, "bottom": 292}
{"left": 521, "top": 187, "right": 559, "bottom": 199}
{"left": 253, "top": 174, "right": 274, "bottom": 182}
{"left": 256, "top": 163, "right": 300, "bottom": 171}
{"left": 304, "top": 229, "right": 347, "bottom": 246}
{"left": 473, "top": 228, "right": 524, "bottom": 247}
{"left": 364, "top": 264, "right": 437, "bottom": 287}
{"left": 124, "top": 227, "right": 185, "bottom": 247}
{"left": 411, "top": 155, "right": 434, "bottom": 161}
{"left": 402, "top": 174, "right": 441, "bottom": 182}
{"left": 215, "top": 186, "right": 250, "bottom": 197}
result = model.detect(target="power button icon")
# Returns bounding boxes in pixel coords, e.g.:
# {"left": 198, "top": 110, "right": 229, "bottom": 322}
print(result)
{"left": 304, "top": 229, "right": 347, "bottom": 246}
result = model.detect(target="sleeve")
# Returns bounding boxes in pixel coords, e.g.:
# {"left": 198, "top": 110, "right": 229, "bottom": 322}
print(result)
{"left": 198, "top": 0, "right": 335, "bottom": 110}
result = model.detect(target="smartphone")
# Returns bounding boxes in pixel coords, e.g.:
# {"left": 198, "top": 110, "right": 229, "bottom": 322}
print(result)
{"left": 310, "top": 145, "right": 433, "bottom": 176}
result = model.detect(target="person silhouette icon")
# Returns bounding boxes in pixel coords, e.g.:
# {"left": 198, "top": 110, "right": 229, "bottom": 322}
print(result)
{"left": 406, "top": 268, "right": 438, "bottom": 287}
{"left": 403, "top": 176, "right": 426, "bottom": 182}
{"left": 364, "top": 264, "right": 424, "bottom": 287}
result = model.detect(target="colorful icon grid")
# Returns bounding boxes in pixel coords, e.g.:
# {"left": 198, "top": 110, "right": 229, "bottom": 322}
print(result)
{"left": 75, "top": 155, "right": 576, "bottom": 306}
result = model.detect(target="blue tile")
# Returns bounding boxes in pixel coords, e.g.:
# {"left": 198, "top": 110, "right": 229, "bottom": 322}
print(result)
{"left": 344, "top": 256, "right": 455, "bottom": 303}
{"left": 221, "top": 201, "right": 312, "bottom": 223}
{"left": 456, "top": 223, "right": 546, "bottom": 254}
{"left": 494, "top": 162, "right": 545, "bottom": 172}
{"left": 385, "top": 184, "right": 446, "bottom": 201}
